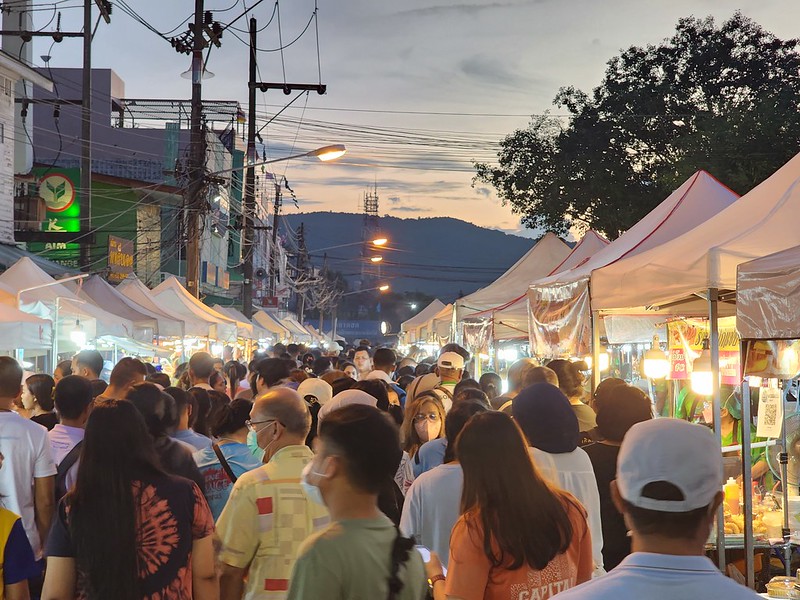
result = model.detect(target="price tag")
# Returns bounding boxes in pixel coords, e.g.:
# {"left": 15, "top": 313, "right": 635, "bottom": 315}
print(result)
{"left": 756, "top": 387, "right": 783, "bottom": 438}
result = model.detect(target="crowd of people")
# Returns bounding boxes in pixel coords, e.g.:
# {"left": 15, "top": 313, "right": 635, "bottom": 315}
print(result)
{"left": 0, "top": 341, "right": 762, "bottom": 599}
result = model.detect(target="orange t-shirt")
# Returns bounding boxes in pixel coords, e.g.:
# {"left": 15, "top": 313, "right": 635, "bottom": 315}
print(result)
{"left": 445, "top": 498, "right": 592, "bottom": 600}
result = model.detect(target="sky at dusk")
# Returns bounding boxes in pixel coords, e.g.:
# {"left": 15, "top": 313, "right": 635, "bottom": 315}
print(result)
{"left": 32, "top": 0, "right": 800, "bottom": 237}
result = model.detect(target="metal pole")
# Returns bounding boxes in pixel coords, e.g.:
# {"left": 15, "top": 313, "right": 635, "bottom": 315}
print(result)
{"left": 331, "top": 306, "right": 338, "bottom": 343}
{"left": 741, "top": 379, "right": 754, "bottom": 588}
{"left": 80, "top": 0, "right": 92, "bottom": 270}
{"left": 185, "top": 0, "right": 205, "bottom": 298}
{"left": 591, "top": 310, "right": 601, "bottom": 393}
{"left": 781, "top": 379, "right": 791, "bottom": 575}
{"left": 52, "top": 298, "right": 60, "bottom": 373}
{"left": 267, "top": 182, "right": 281, "bottom": 298}
{"left": 709, "top": 288, "right": 726, "bottom": 570}
{"left": 241, "top": 17, "right": 257, "bottom": 318}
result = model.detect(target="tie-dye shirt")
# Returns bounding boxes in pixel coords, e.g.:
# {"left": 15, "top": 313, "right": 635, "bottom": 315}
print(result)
{"left": 47, "top": 474, "right": 214, "bottom": 599}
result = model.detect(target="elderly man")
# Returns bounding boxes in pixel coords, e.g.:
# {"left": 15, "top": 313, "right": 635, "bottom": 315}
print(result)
{"left": 216, "top": 387, "right": 329, "bottom": 600}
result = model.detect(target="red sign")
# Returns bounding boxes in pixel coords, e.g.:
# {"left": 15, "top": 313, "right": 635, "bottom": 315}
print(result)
{"left": 261, "top": 296, "right": 278, "bottom": 308}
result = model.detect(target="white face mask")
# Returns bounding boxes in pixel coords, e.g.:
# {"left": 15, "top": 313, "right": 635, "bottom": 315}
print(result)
{"left": 300, "top": 459, "right": 330, "bottom": 506}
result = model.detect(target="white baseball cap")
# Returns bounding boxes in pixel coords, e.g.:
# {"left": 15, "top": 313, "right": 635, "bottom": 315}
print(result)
{"left": 297, "top": 378, "right": 333, "bottom": 407}
{"left": 437, "top": 352, "right": 465, "bottom": 370}
{"left": 617, "top": 418, "right": 722, "bottom": 512}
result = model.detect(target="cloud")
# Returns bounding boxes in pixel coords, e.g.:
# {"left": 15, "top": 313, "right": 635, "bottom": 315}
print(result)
{"left": 459, "top": 55, "right": 528, "bottom": 87}
{"left": 395, "top": 2, "right": 524, "bottom": 18}
{"left": 474, "top": 187, "right": 491, "bottom": 197}
{"left": 391, "top": 205, "right": 434, "bottom": 213}
{"left": 388, "top": 196, "right": 402, "bottom": 204}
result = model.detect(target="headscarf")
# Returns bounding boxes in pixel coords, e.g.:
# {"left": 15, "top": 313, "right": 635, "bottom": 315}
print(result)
{"left": 512, "top": 382, "right": 579, "bottom": 453}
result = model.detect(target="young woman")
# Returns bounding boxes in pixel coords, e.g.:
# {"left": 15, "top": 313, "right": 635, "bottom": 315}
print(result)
{"left": 396, "top": 391, "right": 446, "bottom": 494}
{"left": 21, "top": 373, "right": 58, "bottom": 430}
{"left": 547, "top": 359, "right": 597, "bottom": 444}
{"left": 426, "top": 411, "right": 592, "bottom": 600}
{"left": 193, "top": 399, "right": 262, "bottom": 520}
{"left": 42, "top": 399, "right": 216, "bottom": 600}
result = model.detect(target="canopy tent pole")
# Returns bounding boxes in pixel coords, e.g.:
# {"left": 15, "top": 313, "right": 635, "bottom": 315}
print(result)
{"left": 741, "top": 380, "right": 754, "bottom": 588}
{"left": 781, "top": 380, "right": 791, "bottom": 576}
{"left": 709, "top": 288, "right": 726, "bottom": 571}
{"left": 591, "top": 311, "right": 601, "bottom": 394}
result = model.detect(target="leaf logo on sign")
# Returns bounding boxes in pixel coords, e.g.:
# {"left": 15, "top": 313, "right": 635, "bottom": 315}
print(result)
{"left": 39, "top": 174, "right": 76, "bottom": 212}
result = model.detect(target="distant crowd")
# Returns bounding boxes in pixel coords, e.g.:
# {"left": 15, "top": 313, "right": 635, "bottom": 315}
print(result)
{"left": 0, "top": 341, "right": 760, "bottom": 599}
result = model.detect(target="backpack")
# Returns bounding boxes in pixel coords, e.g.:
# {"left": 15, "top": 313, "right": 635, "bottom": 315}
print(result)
{"left": 55, "top": 441, "right": 82, "bottom": 501}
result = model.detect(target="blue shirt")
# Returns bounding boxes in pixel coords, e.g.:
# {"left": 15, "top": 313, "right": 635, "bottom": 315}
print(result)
{"left": 171, "top": 428, "right": 212, "bottom": 452}
{"left": 412, "top": 438, "right": 447, "bottom": 478}
{"left": 193, "top": 442, "right": 263, "bottom": 520}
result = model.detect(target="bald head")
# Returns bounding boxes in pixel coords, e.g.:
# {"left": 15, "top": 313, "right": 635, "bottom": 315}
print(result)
{"left": 508, "top": 358, "right": 538, "bottom": 393}
{"left": 253, "top": 387, "right": 312, "bottom": 437}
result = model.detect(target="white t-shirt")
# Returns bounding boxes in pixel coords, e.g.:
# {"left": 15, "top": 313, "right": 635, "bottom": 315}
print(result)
{"left": 557, "top": 553, "right": 761, "bottom": 599}
{"left": 400, "top": 463, "right": 463, "bottom": 569}
{"left": 0, "top": 411, "right": 57, "bottom": 558}
{"left": 530, "top": 446, "right": 605, "bottom": 575}
{"left": 48, "top": 423, "right": 85, "bottom": 465}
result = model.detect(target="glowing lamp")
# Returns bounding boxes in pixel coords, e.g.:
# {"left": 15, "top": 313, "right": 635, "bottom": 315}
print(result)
{"left": 690, "top": 348, "right": 713, "bottom": 396}
{"left": 643, "top": 335, "right": 669, "bottom": 380}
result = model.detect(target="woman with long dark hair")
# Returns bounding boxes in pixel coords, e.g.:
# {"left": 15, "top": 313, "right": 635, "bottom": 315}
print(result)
{"left": 426, "top": 411, "right": 592, "bottom": 599}
{"left": 21, "top": 373, "right": 57, "bottom": 430}
{"left": 42, "top": 399, "right": 216, "bottom": 600}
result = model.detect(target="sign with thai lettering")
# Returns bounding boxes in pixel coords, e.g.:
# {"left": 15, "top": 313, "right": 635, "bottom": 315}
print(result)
{"left": 108, "top": 236, "right": 134, "bottom": 282}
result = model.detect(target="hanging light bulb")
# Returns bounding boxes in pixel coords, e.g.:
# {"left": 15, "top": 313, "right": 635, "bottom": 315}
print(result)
{"left": 690, "top": 341, "right": 713, "bottom": 396}
{"left": 643, "top": 334, "right": 669, "bottom": 380}
{"left": 70, "top": 319, "right": 86, "bottom": 348}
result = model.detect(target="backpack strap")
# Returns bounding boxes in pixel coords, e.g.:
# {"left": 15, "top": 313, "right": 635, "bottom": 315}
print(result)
{"left": 55, "top": 441, "right": 83, "bottom": 499}
{"left": 213, "top": 442, "right": 238, "bottom": 484}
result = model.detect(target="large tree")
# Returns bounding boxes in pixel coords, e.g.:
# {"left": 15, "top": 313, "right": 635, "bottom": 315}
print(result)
{"left": 476, "top": 13, "right": 800, "bottom": 238}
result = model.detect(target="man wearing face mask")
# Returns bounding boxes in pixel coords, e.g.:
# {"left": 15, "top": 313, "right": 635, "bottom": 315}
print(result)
{"left": 287, "top": 404, "right": 428, "bottom": 600}
{"left": 216, "top": 387, "right": 330, "bottom": 600}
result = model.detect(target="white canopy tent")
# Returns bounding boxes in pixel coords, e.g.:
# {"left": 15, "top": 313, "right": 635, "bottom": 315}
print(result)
{"left": 253, "top": 310, "right": 291, "bottom": 341}
{"left": 213, "top": 305, "right": 271, "bottom": 341}
{"left": 0, "top": 257, "right": 133, "bottom": 339}
{"left": 478, "top": 230, "right": 610, "bottom": 341}
{"left": 401, "top": 299, "right": 446, "bottom": 344}
{"left": 151, "top": 277, "right": 238, "bottom": 342}
{"left": 737, "top": 246, "right": 800, "bottom": 340}
{"left": 115, "top": 276, "right": 194, "bottom": 338}
{"left": 455, "top": 233, "right": 571, "bottom": 330}
{"left": 72, "top": 275, "right": 159, "bottom": 342}
{"left": 590, "top": 155, "right": 800, "bottom": 313}
{"left": 527, "top": 171, "right": 740, "bottom": 356}
{"left": 280, "top": 316, "right": 313, "bottom": 344}
{"left": 0, "top": 303, "right": 51, "bottom": 349}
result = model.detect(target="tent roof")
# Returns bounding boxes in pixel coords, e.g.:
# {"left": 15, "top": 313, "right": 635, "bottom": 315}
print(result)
{"left": 280, "top": 316, "right": 313, "bottom": 342}
{"left": 0, "top": 257, "right": 133, "bottom": 338}
{"left": 75, "top": 276, "right": 158, "bottom": 337}
{"left": 253, "top": 311, "right": 291, "bottom": 338}
{"left": 0, "top": 302, "right": 51, "bottom": 349}
{"left": 116, "top": 276, "right": 197, "bottom": 337}
{"left": 213, "top": 305, "right": 271, "bottom": 340}
{"left": 402, "top": 299, "right": 446, "bottom": 332}
{"left": 737, "top": 245, "right": 800, "bottom": 339}
{"left": 457, "top": 233, "right": 571, "bottom": 314}
{"left": 547, "top": 230, "right": 609, "bottom": 275}
{"left": 534, "top": 171, "right": 740, "bottom": 289}
{"left": 151, "top": 277, "right": 238, "bottom": 341}
{"left": 591, "top": 155, "right": 800, "bottom": 311}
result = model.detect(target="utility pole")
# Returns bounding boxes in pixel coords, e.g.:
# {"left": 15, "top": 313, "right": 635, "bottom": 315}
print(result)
{"left": 80, "top": 0, "right": 92, "bottom": 270}
{"left": 267, "top": 181, "right": 282, "bottom": 299}
{"left": 295, "top": 222, "right": 307, "bottom": 323}
{"left": 184, "top": 0, "right": 206, "bottom": 297}
{"left": 241, "top": 17, "right": 257, "bottom": 317}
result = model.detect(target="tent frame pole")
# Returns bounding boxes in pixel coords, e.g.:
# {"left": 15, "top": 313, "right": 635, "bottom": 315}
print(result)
{"left": 591, "top": 311, "right": 601, "bottom": 394}
{"left": 709, "top": 287, "right": 726, "bottom": 571}
{"left": 741, "top": 380, "right": 754, "bottom": 587}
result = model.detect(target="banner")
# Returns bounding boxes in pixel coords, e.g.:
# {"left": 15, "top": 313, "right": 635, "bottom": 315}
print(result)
{"left": 743, "top": 339, "right": 800, "bottom": 379}
{"left": 528, "top": 279, "right": 591, "bottom": 358}
{"left": 27, "top": 167, "right": 82, "bottom": 268}
{"left": 107, "top": 236, "right": 134, "bottom": 283}
{"left": 667, "top": 317, "right": 739, "bottom": 384}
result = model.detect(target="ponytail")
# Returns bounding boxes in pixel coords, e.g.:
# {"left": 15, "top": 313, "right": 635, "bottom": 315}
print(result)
{"left": 387, "top": 526, "right": 415, "bottom": 600}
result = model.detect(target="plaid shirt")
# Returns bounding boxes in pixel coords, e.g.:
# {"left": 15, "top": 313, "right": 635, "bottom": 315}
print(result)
{"left": 216, "top": 445, "right": 330, "bottom": 599}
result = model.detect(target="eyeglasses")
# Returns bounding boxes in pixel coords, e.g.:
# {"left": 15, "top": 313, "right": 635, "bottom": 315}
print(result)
{"left": 246, "top": 419, "right": 276, "bottom": 432}
{"left": 413, "top": 413, "right": 440, "bottom": 423}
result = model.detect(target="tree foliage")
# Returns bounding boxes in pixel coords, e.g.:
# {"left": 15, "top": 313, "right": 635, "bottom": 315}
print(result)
{"left": 475, "top": 13, "right": 800, "bottom": 238}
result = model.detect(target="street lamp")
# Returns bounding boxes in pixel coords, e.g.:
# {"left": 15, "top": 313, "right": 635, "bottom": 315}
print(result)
{"left": 341, "top": 285, "right": 390, "bottom": 297}
{"left": 310, "top": 237, "right": 391, "bottom": 254}
{"left": 209, "top": 144, "right": 347, "bottom": 177}
{"left": 370, "top": 256, "right": 383, "bottom": 263}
